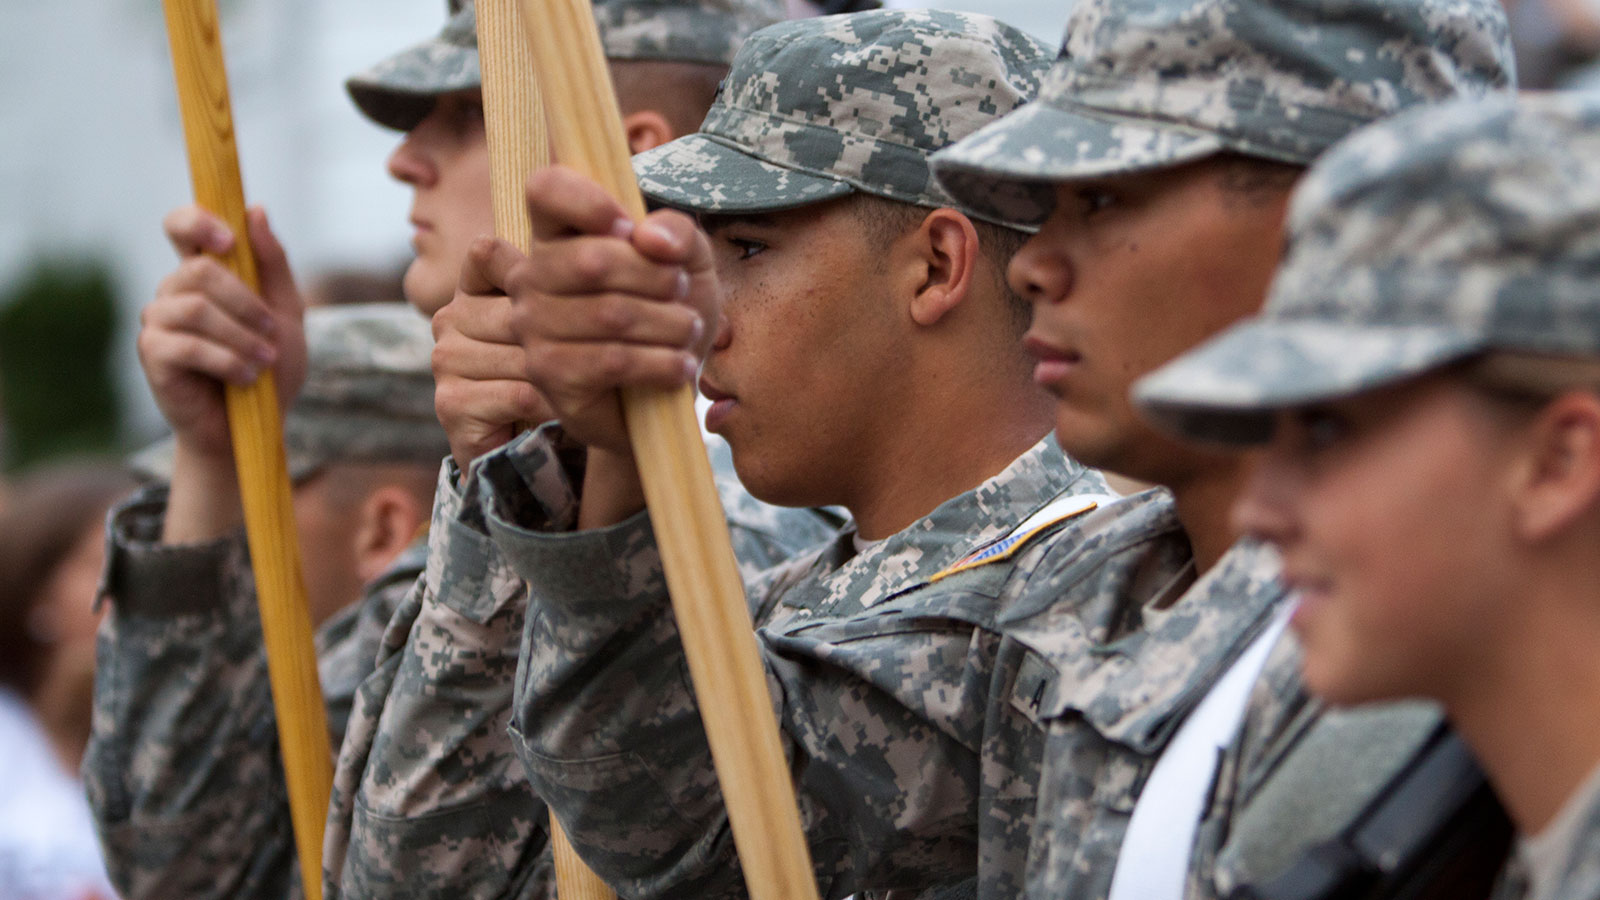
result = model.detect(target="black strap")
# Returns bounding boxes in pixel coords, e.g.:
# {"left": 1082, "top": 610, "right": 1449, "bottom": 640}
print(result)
{"left": 1230, "top": 726, "right": 1511, "bottom": 900}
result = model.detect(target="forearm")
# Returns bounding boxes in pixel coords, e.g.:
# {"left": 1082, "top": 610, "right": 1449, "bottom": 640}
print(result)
{"left": 85, "top": 488, "right": 299, "bottom": 900}
{"left": 161, "top": 440, "right": 245, "bottom": 544}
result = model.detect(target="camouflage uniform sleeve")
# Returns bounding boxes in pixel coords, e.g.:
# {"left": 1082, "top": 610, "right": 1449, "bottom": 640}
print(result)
{"left": 478, "top": 429, "right": 1007, "bottom": 899}
{"left": 84, "top": 485, "right": 307, "bottom": 900}
{"left": 326, "top": 459, "right": 555, "bottom": 900}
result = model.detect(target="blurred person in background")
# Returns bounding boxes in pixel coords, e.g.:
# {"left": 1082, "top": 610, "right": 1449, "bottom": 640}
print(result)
{"left": 0, "top": 460, "right": 134, "bottom": 900}
{"left": 303, "top": 263, "right": 410, "bottom": 309}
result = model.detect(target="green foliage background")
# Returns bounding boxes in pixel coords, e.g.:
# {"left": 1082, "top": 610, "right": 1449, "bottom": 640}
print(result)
{"left": 0, "top": 258, "right": 123, "bottom": 473}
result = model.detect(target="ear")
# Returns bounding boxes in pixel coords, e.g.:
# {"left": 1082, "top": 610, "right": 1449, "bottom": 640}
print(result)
{"left": 352, "top": 484, "right": 430, "bottom": 583}
{"left": 906, "top": 208, "right": 980, "bottom": 328}
{"left": 622, "top": 110, "right": 676, "bottom": 154}
{"left": 1509, "top": 391, "right": 1600, "bottom": 542}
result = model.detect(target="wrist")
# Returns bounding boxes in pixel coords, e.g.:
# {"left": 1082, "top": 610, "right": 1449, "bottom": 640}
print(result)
{"left": 162, "top": 440, "right": 245, "bottom": 544}
{"left": 577, "top": 445, "right": 647, "bottom": 529}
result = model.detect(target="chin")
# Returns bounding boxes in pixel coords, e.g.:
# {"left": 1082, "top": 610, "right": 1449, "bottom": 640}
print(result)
{"left": 1299, "top": 642, "right": 1409, "bottom": 708}
{"left": 402, "top": 265, "right": 452, "bottom": 316}
{"left": 729, "top": 453, "right": 808, "bottom": 510}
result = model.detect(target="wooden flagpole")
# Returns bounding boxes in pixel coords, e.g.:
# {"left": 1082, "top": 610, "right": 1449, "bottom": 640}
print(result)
{"left": 160, "top": 4, "right": 332, "bottom": 898}
{"left": 513, "top": 2, "right": 822, "bottom": 898}
{"left": 474, "top": 3, "right": 618, "bottom": 898}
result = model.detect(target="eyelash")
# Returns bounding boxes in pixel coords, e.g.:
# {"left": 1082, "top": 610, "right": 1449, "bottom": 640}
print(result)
{"left": 1077, "top": 189, "right": 1116, "bottom": 216}
{"left": 727, "top": 237, "right": 765, "bottom": 260}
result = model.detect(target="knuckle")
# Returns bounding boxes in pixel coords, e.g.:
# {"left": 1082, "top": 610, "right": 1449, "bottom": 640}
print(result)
{"left": 521, "top": 342, "right": 555, "bottom": 384}
{"left": 503, "top": 261, "right": 540, "bottom": 299}
{"left": 593, "top": 296, "right": 636, "bottom": 334}
{"left": 570, "top": 243, "right": 610, "bottom": 283}
{"left": 596, "top": 344, "right": 631, "bottom": 381}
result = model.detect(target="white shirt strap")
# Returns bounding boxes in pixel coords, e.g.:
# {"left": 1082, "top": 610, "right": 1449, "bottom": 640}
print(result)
{"left": 1106, "top": 602, "right": 1294, "bottom": 900}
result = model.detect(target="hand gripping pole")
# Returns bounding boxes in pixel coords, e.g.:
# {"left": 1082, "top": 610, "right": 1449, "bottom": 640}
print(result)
{"left": 475, "top": 2, "right": 619, "bottom": 897}
{"left": 513, "top": 2, "right": 823, "bottom": 897}
{"left": 161, "top": 4, "right": 333, "bottom": 897}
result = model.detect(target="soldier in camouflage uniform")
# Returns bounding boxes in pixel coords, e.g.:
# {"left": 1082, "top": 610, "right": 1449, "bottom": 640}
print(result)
{"left": 1135, "top": 90, "right": 1600, "bottom": 900}
{"left": 84, "top": 2, "right": 837, "bottom": 900}
{"left": 434, "top": 10, "right": 1198, "bottom": 898}
{"left": 88, "top": 303, "right": 450, "bottom": 896}
{"left": 927, "top": 0, "right": 1515, "bottom": 897}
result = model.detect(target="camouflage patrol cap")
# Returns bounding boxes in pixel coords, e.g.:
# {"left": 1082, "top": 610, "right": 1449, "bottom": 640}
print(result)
{"left": 346, "top": 0, "right": 785, "bottom": 131}
{"left": 596, "top": 0, "right": 785, "bottom": 65}
{"left": 630, "top": 9, "right": 1053, "bottom": 226}
{"left": 132, "top": 303, "right": 450, "bottom": 483}
{"left": 1132, "top": 92, "right": 1600, "bottom": 445}
{"left": 930, "top": 0, "right": 1517, "bottom": 225}
{"left": 347, "top": 2, "right": 479, "bottom": 132}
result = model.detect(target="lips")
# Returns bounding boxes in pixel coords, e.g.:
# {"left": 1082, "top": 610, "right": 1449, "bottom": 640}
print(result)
{"left": 1280, "top": 567, "right": 1332, "bottom": 632}
{"left": 1022, "top": 333, "right": 1082, "bottom": 390}
{"left": 698, "top": 375, "right": 737, "bottom": 432}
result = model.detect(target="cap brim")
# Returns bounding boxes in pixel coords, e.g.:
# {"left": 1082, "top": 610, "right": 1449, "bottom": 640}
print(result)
{"left": 345, "top": 39, "right": 479, "bottom": 132}
{"left": 128, "top": 436, "right": 323, "bottom": 485}
{"left": 633, "top": 134, "right": 856, "bottom": 215}
{"left": 1131, "top": 319, "right": 1485, "bottom": 445}
{"left": 933, "top": 99, "right": 1226, "bottom": 226}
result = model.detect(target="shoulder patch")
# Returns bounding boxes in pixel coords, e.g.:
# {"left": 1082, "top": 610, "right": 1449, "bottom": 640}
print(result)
{"left": 929, "top": 493, "right": 1118, "bottom": 583}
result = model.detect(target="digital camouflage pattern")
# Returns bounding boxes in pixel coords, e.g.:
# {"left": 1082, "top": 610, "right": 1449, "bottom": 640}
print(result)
{"left": 472, "top": 423, "right": 1204, "bottom": 899}
{"left": 930, "top": 0, "right": 1515, "bottom": 226}
{"left": 85, "top": 487, "right": 424, "bottom": 900}
{"left": 88, "top": 435, "right": 832, "bottom": 897}
{"left": 322, "top": 439, "right": 836, "bottom": 900}
{"left": 595, "top": 0, "right": 785, "bottom": 65}
{"left": 287, "top": 304, "right": 449, "bottom": 475}
{"left": 130, "top": 303, "right": 449, "bottom": 485}
{"left": 86, "top": 444, "right": 834, "bottom": 900}
{"left": 1011, "top": 538, "right": 1286, "bottom": 899}
{"left": 631, "top": 9, "right": 1051, "bottom": 225}
{"left": 1135, "top": 91, "right": 1600, "bottom": 445}
{"left": 346, "top": 0, "right": 784, "bottom": 131}
{"left": 346, "top": 2, "right": 479, "bottom": 132}
{"left": 1184, "top": 632, "right": 1447, "bottom": 898}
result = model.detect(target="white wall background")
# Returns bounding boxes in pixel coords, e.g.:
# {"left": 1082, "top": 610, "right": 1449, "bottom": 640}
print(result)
{"left": 0, "top": 0, "right": 441, "bottom": 441}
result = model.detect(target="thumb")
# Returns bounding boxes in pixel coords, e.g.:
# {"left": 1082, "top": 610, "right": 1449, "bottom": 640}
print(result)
{"left": 245, "top": 206, "right": 304, "bottom": 319}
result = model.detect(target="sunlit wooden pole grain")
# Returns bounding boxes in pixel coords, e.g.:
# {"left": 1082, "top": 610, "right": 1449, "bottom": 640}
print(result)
{"left": 161, "top": 3, "right": 332, "bottom": 897}
{"left": 514, "top": 1, "right": 823, "bottom": 897}
{"left": 476, "top": 3, "right": 618, "bottom": 898}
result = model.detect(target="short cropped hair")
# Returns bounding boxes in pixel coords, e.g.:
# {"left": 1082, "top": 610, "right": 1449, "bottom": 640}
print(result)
{"left": 846, "top": 196, "right": 1033, "bottom": 334}
{"left": 609, "top": 59, "right": 730, "bottom": 137}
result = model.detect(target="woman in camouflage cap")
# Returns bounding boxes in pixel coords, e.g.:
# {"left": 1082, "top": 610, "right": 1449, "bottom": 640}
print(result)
{"left": 1137, "top": 92, "right": 1600, "bottom": 900}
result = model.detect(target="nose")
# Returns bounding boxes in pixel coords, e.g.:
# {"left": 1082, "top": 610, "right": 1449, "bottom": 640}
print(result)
{"left": 1230, "top": 442, "right": 1302, "bottom": 548}
{"left": 387, "top": 132, "right": 436, "bottom": 187}
{"left": 1007, "top": 223, "right": 1072, "bottom": 308}
{"left": 711, "top": 312, "right": 732, "bottom": 352}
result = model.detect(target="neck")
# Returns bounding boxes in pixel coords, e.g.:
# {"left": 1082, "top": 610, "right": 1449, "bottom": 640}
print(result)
{"left": 1166, "top": 460, "right": 1247, "bottom": 573}
{"left": 1445, "top": 581, "right": 1600, "bottom": 834}
{"left": 850, "top": 393, "right": 1051, "bottom": 540}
